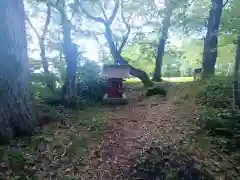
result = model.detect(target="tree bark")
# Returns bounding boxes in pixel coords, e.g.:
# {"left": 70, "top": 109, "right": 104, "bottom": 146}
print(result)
{"left": 39, "top": 5, "right": 51, "bottom": 76}
{"left": 39, "top": 5, "right": 52, "bottom": 91}
{"left": 62, "top": 18, "right": 77, "bottom": 107}
{"left": 0, "top": 0, "right": 38, "bottom": 141}
{"left": 233, "top": 32, "right": 240, "bottom": 107}
{"left": 153, "top": 7, "right": 173, "bottom": 82}
{"left": 202, "top": 0, "right": 223, "bottom": 77}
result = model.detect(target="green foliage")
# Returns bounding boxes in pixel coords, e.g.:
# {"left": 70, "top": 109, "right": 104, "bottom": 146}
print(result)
{"left": 175, "top": 76, "right": 240, "bottom": 154}
{"left": 1, "top": 149, "right": 37, "bottom": 179}
{"left": 196, "top": 76, "right": 233, "bottom": 108}
{"left": 63, "top": 176, "right": 78, "bottom": 180}
{"left": 30, "top": 72, "right": 60, "bottom": 98}
{"left": 201, "top": 107, "right": 240, "bottom": 151}
{"left": 179, "top": 76, "right": 240, "bottom": 153}
{"left": 29, "top": 62, "right": 108, "bottom": 105}
{"left": 77, "top": 62, "right": 108, "bottom": 102}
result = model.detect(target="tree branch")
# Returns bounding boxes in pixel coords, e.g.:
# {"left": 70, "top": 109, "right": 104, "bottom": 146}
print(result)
{"left": 25, "top": 14, "right": 40, "bottom": 40}
{"left": 107, "top": 0, "right": 120, "bottom": 25}
{"left": 76, "top": 0, "right": 105, "bottom": 23}
{"left": 223, "top": 0, "right": 229, "bottom": 7}
{"left": 41, "top": 4, "right": 51, "bottom": 42}
{"left": 48, "top": 1, "right": 66, "bottom": 18}
{"left": 117, "top": 0, "right": 131, "bottom": 54}
{"left": 100, "top": 2, "right": 108, "bottom": 20}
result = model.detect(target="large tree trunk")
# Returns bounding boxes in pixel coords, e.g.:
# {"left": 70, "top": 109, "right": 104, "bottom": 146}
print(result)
{"left": 104, "top": 26, "right": 153, "bottom": 87}
{"left": 0, "top": 0, "right": 38, "bottom": 141}
{"left": 62, "top": 18, "right": 77, "bottom": 107}
{"left": 153, "top": 7, "right": 173, "bottom": 82}
{"left": 233, "top": 32, "right": 240, "bottom": 107}
{"left": 202, "top": 0, "right": 223, "bottom": 77}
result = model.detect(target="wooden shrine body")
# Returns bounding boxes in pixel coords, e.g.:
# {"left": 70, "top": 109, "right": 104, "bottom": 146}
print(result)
{"left": 102, "top": 64, "right": 130, "bottom": 104}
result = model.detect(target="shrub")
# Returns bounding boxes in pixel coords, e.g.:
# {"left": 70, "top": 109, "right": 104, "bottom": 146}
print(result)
{"left": 76, "top": 62, "right": 108, "bottom": 102}
{"left": 196, "top": 76, "right": 233, "bottom": 108}
{"left": 29, "top": 73, "right": 66, "bottom": 109}
{"left": 176, "top": 76, "right": 240, "bottom": 153}
{"left": 200, "top": 107, "right": 240, "bottom": 151}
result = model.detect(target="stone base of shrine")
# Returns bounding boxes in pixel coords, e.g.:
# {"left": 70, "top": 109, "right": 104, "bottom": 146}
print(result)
{"left": 102, "top": 93, "right": 128, "bottom": 104}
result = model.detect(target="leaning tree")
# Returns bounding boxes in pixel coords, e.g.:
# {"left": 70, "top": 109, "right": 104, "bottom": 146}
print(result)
{"left": 78, "top": 0, "right": 153, "bottom": 87}
{"left": 0, "top": 0, "right": 38, "bottom": 141}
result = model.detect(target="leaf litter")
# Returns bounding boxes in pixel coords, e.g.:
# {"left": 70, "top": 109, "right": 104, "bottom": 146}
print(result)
{"left": 0, "top": 86, "right": 239, "bottom": 179}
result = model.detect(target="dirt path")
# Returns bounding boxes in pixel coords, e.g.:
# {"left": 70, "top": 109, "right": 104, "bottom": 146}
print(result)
{"left": 80, "top": 94, "right": 198, "bottom": 180}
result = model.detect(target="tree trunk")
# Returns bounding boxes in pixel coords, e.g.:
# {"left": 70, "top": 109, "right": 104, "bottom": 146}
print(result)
{"left": 153, "top": 7, "right": 173, "bottom": 82}
{"left": 0, "top": 0, "right": 38, "bottom": 141}
{"left": 25, "top": 5, "right": 53, "bottom": 90}
{"left": 39, "top": 5, "right": 54, "bottom": 91}
{"left": 119, "top": 56, "right": 154, "bottom": 87}
{"left": 202, "top": 0, "right": 223, "bottom": 77}
{"left": 104, "top": 26, "right": 153, "bottom": 87}
{"left": 233, "top": 32, "right": 240, "bottom": 107}
{"left": 39, "top": 40, "right": 54, "bottom": 91}
{"left": 39, "top": 4, "right": 51, "bottom": 76}
{"left": 62, "top": 18, "right": 77, "bottom": 107}
{"left": 104, "top": 26, "right": 119, "bottom": 64}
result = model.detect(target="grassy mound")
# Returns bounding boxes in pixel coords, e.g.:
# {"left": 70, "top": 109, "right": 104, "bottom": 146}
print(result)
{"left": 173, "top": 76, "right": 240, "bottom": 160}
{"left": 195, "top": 76, "right": 233, "bottom": 108}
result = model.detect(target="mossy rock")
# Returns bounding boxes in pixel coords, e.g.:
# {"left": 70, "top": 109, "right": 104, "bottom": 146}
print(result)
{"left": 146, "top": 87, "right": 167, "bottom": 97}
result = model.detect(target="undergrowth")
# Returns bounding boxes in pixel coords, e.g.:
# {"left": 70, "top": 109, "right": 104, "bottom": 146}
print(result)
{"left": 0, "top": 61, "right": 110, "bottom": 179}
{"left": 0, "top": 107, "right": 108, "bottom": 179}
{"left": 123, "top": 144, "right": 214, "bottom": 180}
{"left": 175, "top": 75, "right": 240, "bottom": 160}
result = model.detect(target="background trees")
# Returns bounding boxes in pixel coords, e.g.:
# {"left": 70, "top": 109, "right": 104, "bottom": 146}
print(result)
{"left": 1, "top": 0, "right": 240, "bottom": 179}
{"left": 1, "top": 0, "right": 240, "bottom": 139}
{"left": 23, "top": 0, "right": 239, "bottom": 85}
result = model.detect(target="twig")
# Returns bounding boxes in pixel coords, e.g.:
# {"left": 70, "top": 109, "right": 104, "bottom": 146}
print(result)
{"left": 223, "top": 0, "right": 229, "bottom": 8}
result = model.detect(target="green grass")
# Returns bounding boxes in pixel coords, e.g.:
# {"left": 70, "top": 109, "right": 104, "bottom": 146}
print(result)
{"left": 125, "top": 77, "right": 194, "bottom": 85}
{"left": 162, "top": 77, "right": 193, "bottom": 82}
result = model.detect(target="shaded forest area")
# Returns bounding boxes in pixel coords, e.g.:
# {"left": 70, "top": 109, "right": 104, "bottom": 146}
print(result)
{"left": 0, "top": 0, "right": 240, "bottom": 179}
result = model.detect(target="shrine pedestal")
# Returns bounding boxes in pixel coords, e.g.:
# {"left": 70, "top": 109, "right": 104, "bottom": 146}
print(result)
{"left": 102, "top": 93, "right": 128, "bottom": 104}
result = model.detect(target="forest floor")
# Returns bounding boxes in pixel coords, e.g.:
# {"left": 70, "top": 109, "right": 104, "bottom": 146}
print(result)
{"left": 80, "top": 91, "right": 200, "bottom": 179}
{"left": 79, "top": 84, "right": 240, "bottom": 180}
{"left": 0, "top": 82, "right": 239, "bottom": 180}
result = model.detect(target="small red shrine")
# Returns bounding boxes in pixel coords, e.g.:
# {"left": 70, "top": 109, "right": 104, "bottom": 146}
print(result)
{"left": 102, "top": 64, "right": 130, "bottom": 104}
